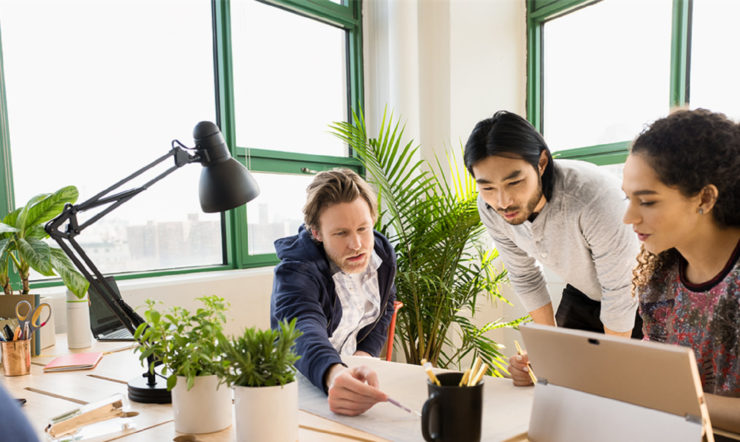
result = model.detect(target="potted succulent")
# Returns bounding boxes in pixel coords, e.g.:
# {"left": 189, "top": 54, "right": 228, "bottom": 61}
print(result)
{"left": 216, "top": 318, "right": 302, "bottom": 442}
{"left": 0, "top": 185, "right": 89, "bottom": 296}
{"left": 134, "top": 295, "right": 232, "bottom": 434}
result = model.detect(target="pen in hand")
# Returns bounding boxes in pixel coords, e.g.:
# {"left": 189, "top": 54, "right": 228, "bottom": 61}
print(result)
{"left": 387, "top": 397, "right": 421, "bottom": 417}
{"left": 514, "top": 340, "right": 538, "bottom": 385}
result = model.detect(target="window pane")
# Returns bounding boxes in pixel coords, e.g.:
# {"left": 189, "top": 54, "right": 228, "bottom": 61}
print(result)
{"left": 543, "top": 0, "right": 672, "bottom": 151}
{"left": 689, "top": 0, "right": 740, "bottom": 120}
{"left": 1, "top": 0, "right": 221, "bottom": 275}
{"left": 247, "top": 173, "right": 313, "bottom": 255}
{"left": 231, "top": 0, "right": 348, "bottom": 156}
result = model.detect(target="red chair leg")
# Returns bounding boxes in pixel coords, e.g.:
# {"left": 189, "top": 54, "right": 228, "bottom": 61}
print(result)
{"left": 386, "top": 301, "right": 404, "bottom": 361}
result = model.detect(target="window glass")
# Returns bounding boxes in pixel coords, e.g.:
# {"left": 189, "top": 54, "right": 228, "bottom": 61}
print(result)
{"left": 689, "top": 0, "right": 740, "bottom": 120}
{"left": 231, "top": 0, "right": 348, "bottom": 156}
{"left": 1, "top": 0, "right": 221, "bottom": 275}
{"left": 543, "top": 0, "right": 672, "bottom": 151}
{"left": 247, "top": 172, "right": 314, "bottom": 255}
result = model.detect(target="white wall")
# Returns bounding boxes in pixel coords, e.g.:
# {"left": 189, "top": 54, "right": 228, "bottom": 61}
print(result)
{"left": 41, "top": 268, "right": 275, "bottom": 338}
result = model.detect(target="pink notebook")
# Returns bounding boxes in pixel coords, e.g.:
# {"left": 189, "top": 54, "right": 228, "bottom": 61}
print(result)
{"left": 44, "top": 352, "right": 103, "bottom": 372}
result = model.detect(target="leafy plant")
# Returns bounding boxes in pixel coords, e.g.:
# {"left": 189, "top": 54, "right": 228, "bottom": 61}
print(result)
{"left": 330, "top": 108, "right": 528, "bottom": 376}
{"left": 0, "top": 185, "right": 89, "bottom": 297}
{"left": 134, "top": 295, "right": 229, "bottom": 391}
{"left": 216, "top": 318, "right": 302, "bottom": 388}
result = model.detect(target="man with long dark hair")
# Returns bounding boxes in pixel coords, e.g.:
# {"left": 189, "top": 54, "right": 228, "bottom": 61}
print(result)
{"left": 464, "top": 111, "right": 640, "bottom": 386}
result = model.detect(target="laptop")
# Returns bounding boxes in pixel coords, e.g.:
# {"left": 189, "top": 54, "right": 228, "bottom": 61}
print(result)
{"left": 518, "top": 323, "right": 715, "bottom": 442}
{"left": 88, "top": 276, "right": 135, "bottom": 341}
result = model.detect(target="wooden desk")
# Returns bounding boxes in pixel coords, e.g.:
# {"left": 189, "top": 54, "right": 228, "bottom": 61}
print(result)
{"left": 0, "top": 336, "right": 392, "bottom": 441}
{"left": 302, "top": 356, "right": 534, "bottom": 442}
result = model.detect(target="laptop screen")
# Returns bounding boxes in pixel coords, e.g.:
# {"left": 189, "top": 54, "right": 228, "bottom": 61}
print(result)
{"left": 87, "top": 276, "right": 134, "bottom": 341}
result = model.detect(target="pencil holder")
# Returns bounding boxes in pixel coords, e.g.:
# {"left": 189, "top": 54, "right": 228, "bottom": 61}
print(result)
{"left": 1, "top": 339, "right": 31, "bottom": 376}
{"left": 421, "top": 372, "right": 483, "bottom": 442}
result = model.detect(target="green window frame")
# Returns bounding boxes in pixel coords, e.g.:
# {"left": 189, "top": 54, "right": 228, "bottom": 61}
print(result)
{"left": 526, "top": 0, "right": 691, "bottom": 165}
{"left": 214, "top": 0, "right": 365, "bottom": 269}
{"left": 0, "top": 0, "right": 364, "bottom": 288}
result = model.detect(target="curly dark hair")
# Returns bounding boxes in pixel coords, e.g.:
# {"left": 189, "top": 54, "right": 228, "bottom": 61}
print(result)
{"left": 631, "top": 108, "right": 740, "bottom": 227}
{"left": 630, "top": 108, "right": 740, "bottom": 296}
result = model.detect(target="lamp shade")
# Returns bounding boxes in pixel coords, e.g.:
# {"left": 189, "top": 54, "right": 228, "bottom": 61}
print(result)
{"left": 193, "top": 121, "right": 260, "bottom": 213}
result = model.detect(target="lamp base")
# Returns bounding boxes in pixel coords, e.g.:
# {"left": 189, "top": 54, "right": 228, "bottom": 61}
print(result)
{"left": 127, "top": 370, "right": 172, "bottom": 404}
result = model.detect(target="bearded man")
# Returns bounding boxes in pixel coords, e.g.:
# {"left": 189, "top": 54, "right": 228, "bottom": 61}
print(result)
{"left": 464, "top": 111, "right": 641, "bottom": 386}
{"left": 270, "top": 169, "right": 396, "bottom": 415}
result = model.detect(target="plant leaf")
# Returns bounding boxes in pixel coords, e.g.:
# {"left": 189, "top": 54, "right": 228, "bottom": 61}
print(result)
{"left": 18, "top": 186, "right": 78, "bottom": 232}
{"left": 17, "top": 238, "right": 53, "bottom": 276}
{"left": 49, "top": 248, "right": 89, "bottom": 297}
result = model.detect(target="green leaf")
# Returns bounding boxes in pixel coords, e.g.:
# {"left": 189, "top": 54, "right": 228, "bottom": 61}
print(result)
{"left": 167, "top": 374, "right": 177, "bottom": 391}
{"left": 0, "top": 223, "right": 19, "bottom": 234}
{"left": 18, "top": 186, "right": 78, "bottom": 231}
{"left": 49, "top": 248, "right": 89, "bottom": 298}
{"left": 18, "top": 238, "right": 53, "bottom": 276}
{"left": 1, "top": 208, "right": 21, "bottom": 228}
{"left": 216, "top": 318, "right": 302, "bottom": 388}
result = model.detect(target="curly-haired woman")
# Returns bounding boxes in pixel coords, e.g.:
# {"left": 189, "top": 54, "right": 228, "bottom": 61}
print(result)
{"left": 622, "top": 108, "right": 740, "bottom": 435}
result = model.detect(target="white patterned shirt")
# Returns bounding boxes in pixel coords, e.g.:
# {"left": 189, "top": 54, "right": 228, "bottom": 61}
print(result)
{"left": 328, "top": 251, "right": 382, "bottom": 355}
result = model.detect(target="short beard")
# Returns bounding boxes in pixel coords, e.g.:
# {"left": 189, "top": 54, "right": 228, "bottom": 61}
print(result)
{"left": 498, "top": 180, "right": 544, "bottom": 225}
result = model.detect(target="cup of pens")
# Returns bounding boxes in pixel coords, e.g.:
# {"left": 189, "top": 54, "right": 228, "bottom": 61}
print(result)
{"left": 1, "top": 339, "right": 31, "bottom": 376}
{"left": 421, "top": 359, "right": 485, "bottom": 442}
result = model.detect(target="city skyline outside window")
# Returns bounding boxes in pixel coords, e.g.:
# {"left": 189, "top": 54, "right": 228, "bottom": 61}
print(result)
{"left": 0, "top": 0, "right": 223, "bottom": 277}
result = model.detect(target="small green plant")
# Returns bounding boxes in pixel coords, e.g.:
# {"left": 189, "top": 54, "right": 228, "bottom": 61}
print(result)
{"left": 0, "top": 185, "right": 89, "bottom": 297}
{"left": 134, "top": 295, "right": 228, "bottom": 391}
{"left": 216, "top": 318, "right": 302, "bottom": 388}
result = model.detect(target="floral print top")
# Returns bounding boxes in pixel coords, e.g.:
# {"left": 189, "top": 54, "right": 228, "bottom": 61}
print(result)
{"left": 638, "top": 241, "right": 740, "bottom": 396}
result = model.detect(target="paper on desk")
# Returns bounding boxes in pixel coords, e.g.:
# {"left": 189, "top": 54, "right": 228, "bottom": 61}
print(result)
{"left": 297, "top": 372, "right": 422, "bottom": 442}
{"left": 297, "top": 356, "right": 535, "bottom": 442}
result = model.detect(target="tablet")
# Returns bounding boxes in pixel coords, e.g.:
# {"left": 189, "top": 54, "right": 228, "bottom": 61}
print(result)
{"left": 519, "top": 323, "right": 713, "bottom": 442}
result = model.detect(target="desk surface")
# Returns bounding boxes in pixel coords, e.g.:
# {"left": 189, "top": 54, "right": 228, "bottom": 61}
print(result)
{"left": 1, "top": 336, "right": 533, "bottom": 441}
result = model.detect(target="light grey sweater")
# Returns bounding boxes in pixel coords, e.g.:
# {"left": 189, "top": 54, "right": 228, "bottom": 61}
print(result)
{"left": 478, "top": 159, "right": 639, "bottom": 332}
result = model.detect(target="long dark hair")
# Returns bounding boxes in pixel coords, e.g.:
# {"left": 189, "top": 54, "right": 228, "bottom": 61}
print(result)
{"left": 464, "top": 110, "right": 555, "bottom": 200}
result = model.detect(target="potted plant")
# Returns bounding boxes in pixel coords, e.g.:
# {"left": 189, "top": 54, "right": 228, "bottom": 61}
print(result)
{"left": 134, "top": 295, "right": 232, "bottom": 434}
{"left": 216, "top": 318, "right": 302, "bottom": 442}
{"left": 331, "top": 109, "right": 527, "bottom": 374}
{"left": 0, "top": 185, "right": 90, "bottom": 348}
{"left": 0, "top": 185, "right": 89, "bottom": 296}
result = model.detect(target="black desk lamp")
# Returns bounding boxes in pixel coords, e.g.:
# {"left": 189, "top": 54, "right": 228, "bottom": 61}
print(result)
{"left": 45, "top": 121, "right": 259, "bottom": 403}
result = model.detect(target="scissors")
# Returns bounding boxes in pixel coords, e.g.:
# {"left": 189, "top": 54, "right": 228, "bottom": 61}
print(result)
{"left": 15, "top": 300, "right": 52, "bottom": 340}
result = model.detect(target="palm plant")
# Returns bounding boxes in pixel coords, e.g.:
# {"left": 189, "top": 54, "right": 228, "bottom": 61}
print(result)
{"left": 330, "top": 109, "right": 527, "bottom": 376}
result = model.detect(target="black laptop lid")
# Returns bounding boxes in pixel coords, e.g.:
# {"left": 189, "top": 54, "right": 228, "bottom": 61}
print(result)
{"left": 87, "top": 276, "right": 134, "bottom": 341}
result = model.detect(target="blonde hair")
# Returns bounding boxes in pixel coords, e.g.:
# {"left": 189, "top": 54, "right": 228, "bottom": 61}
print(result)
{"left": 303, "top": 169, "right": 377, "bottom": 232}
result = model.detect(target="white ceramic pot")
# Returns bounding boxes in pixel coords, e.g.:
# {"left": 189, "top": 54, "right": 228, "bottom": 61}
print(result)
{"left": 171, "top": 375, "right": 232, "bottom": 434}
{"left": 233, "top": 381, "right": 298, "bottom": 442}
{"left": 66, "top": 291, "right": 92, "bottom": 349}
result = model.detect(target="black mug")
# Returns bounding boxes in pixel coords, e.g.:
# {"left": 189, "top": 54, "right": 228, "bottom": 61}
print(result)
{"left": 421, "top": 372, "right": 483, "bottom": 442}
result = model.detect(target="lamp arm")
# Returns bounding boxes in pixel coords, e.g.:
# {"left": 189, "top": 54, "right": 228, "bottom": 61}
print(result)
{"left": 54, "top": 146, "right": 200, "bottom": 235}
{"left": 44, "top": 144, "right": 203, "bottom": 389}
